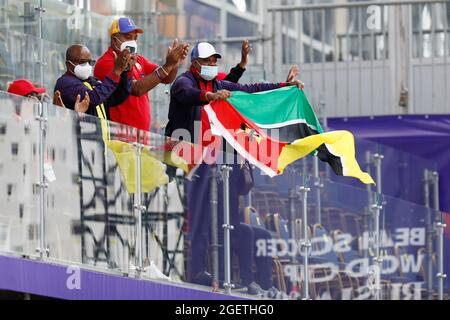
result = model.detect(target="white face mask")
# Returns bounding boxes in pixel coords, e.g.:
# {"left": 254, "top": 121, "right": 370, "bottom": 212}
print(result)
{"left": 197, "top": 61, "right": 218, "bottom": 81}
{"left": 69, "top": 61, "right": 92, "bottom": 80}
{"left": 114, "top": 36, "right": 138, "bottom": 54}
{"left": 120, "top": 40, "right": 138, "bottom": 54}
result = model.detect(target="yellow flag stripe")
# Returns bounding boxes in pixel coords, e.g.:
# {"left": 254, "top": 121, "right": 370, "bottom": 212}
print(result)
{"left": 278, "top": 130, "right": 375, "bottom": 185}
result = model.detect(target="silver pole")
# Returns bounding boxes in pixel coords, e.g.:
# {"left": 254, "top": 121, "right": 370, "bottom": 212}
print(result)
{"left": 222, "top": 165, "right": 234, "bottom": 294}
{"left": 320, "top": 8, "right": 326, "bottom": 122}
{"left": 346, "top": 11, "right": 351, "bottom": 116}
{"left": 289, "top": 188, "right": 297, "bottom": 264}
{"left": 436, "top": 218, "right": 447, "bottom": 300}
{"left": 358, "top": 8, "right": 363, "bottom": 116}
{"left": 210, "top": 166, "right": 219, "bottom": 290}
{"left": 133, "top": 140, "right": 145, "bottom": 277}
{"left": 431, "top": 3, "right": 436, "bottom": 112}
{"left": 432, "top": 171, "right": 446, "bottom": 300}
{"left": 370, "top": 8, "right": 375, "bottom": 116}
{"left": 36, "top": 102, "right": 48, "bottom": 259}
{"left": 364, "top": 151, "right": 373, "bottom": 260}
{"left": 372, "top": 153, "right": 384, "bottom": 300}
{"left": 373, "top": 153, "right": 384, "bottom": 195}
{"left": 382, "top": 5, "right": 388, "bottom": 116}
{"left": 36, "top": 0, "right": 45, "bottom": 87}
{"left": 320, "top": 97, "right": 327, "bottom": 131}
{"left": 313, "top": 156, "right": 322, "bottom": 225}
{"left": 309, "top": 10, "right": 314, "bottom": 102}
{"left": 424, "top": 169, "right": 434, "bottom": 299}
{"left": 300, "top": 185, "right": 311, "bottom": 300}
{"left": 432, "top": 171, "right": 440, "bottom": 214}
{"left": 418, "top": 3, "right": 424, "bottom": 112}
{"left": 371, "top": 201, "right": 383, "bottom": 300}
{"left": 443, "top": 2, "right": 449, "bottom": 114}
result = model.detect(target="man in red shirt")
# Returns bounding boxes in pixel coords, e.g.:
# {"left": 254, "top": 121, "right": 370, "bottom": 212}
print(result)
{"left": 94, "top": 17, "right": 189, "bottom": 132}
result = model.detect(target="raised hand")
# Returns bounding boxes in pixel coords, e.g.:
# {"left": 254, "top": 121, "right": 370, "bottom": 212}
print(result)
{"left": 53, "top": 90, "right": 65, "bottom": 108}
{"left": 74, "top": 92, "right": 90, "bottom": 113}
{"left": 113, "top": 48, "right": 132, "bottom": 75}
{"left": 165, "top": 39, "right": 190, "bottom": 68}
{"left": 239, "top": 40, "right": 252, "bottom": 69}
{"left": 286, "top": 65, "right": 300, "bottom": 82}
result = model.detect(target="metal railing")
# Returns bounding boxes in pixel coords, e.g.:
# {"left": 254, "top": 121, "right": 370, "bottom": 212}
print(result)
{"left": 0, "top": 90, "right": 447, "bottom": 300}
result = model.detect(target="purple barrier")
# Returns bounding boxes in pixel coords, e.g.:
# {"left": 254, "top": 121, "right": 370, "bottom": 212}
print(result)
{"left": 0, "top": 255, "right": 244, "bottom": 300}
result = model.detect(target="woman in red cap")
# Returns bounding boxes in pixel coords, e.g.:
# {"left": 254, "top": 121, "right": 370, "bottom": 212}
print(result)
{"left": 7, "top": 78, "right": 90, "bottom": 113}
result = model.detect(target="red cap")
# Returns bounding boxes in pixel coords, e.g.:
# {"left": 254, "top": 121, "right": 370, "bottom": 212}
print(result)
{"left": 7, "top": 79, "right": 46, "bottom": 97}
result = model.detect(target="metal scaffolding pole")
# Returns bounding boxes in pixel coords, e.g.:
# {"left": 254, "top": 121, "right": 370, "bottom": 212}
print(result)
{"left": 313, "top": 156, "right": 322, "bottom": 225}
{"left": 289, "top": 188, "right": 297, "bottom": 264}
{"left": 431, "top": 171, "right": 446, "bottom": 300}
{"left": 222, "top": 165, "right": 234, "bottom": 294}
{"left": 299, "top": 185, "right": 311, "bottom": 300}
{"left": 424, "top": 169, "right": 434, "bottom": 299}
{"left": 210, "top": 166, "right": 219, "bottom": 290}
{"left": 36, "top": 0, "right": 45, "bottom": 87}
{"left": 364, "top": 151, "right": 373, "bottom": 260}
{"left": 372, "top": 153, "right": 384, "bottom": 300}
{"left": 436, "top": 218, "right": 447, "bottom": 300}
{"left": 35, "top": 1, "right": 46, "bottom": 259}
{"left": 36, "top": 102, "right": 49, "bottom": 259}
{"left": 133, "top": 139, "right": 145, "bottom": 277}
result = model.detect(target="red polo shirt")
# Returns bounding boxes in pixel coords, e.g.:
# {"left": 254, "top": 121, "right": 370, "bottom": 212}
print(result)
{"left": 94, "top": 47, "right": 158, "bottom": 131}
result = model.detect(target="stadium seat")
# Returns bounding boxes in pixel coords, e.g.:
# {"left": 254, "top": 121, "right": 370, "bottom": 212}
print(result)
{"left": 244, "top": 206, "right": 263, "bottom": 227}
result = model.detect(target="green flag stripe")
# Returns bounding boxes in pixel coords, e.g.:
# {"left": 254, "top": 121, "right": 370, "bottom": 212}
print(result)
{"left": 227, "top": 86, "right": 323, "bottom": 134}
{"left": 255, "top": 119, "right": 318, "bottom": 131}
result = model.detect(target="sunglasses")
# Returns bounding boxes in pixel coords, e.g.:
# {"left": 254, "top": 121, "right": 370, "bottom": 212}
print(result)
{"left": 69, "top": 59, "right": 96, "bottom": 66}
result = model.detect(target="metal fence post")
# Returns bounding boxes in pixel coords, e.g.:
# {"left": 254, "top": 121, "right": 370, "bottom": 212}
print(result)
{"left": 210, "top": 166, "right": 219, "bottom": 290}
{"left": 36, "top": 0, "right": 45, "bottom": 88}
{"left": 313, "top": 156, "right": 323, "bottom": 225}
{"left": 431, "top": 171, "right": 446, "bottom": 300}
{"left": 133, "top": 138, "right": 145, "bottom": 277}
{"left": 424, "top": 169, "right": 434, "bottom": 299}
{"left": 363, "top": 151, "right": 373, "bottom": 260}
{"left": 289, "top": 188, "right": 297, "bottom": 264}
{"left": 221, "top": 165, "right": 234, "bottom": 294}
{"left": 36, "top": 102, "right": 49, "bottom": 259}
{"left": 299, "top": 184, "right": 311, "bottom": 300}
{"left": 372, "top": 152, "right": 384, "bottom": 300}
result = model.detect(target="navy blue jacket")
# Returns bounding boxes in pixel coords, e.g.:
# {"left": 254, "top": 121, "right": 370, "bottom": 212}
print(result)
{"left": 166, "top": 71, "right": 286, "bottom": 140}
{"left": 54, "top": 71, "right": 131, "bottom": 118}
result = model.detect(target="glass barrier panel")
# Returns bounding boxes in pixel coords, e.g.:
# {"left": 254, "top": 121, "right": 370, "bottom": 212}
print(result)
{"left": 0, "top": 92, "right": 40, "bottom": 258}
{"left": 45, "top": 103, "right": 138, "bottom": 273}
{"left": 379, "top": 193, "right": 444, "bottom": 300}
{"left": 248, "top": 163, "right": 446, "bottom": 300}
{"left": 136, "top": 129, "right": 187, "bottom": 283}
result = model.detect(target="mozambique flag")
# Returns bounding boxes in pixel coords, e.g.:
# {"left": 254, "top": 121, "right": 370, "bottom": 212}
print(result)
{"left": 203, "top": 86, "right": 374, "bottom": 185}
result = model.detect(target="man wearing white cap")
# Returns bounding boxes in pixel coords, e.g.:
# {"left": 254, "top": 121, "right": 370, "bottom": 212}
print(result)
{"left": 166, "top": 42, "right": 303, "bottom": 138}
{"left": 166, "top": 42, "right": 302, "bottom": 297}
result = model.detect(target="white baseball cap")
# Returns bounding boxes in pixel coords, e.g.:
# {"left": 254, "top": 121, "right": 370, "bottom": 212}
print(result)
{"left": 191, "top": 42, "right": 222, "bottom": 61}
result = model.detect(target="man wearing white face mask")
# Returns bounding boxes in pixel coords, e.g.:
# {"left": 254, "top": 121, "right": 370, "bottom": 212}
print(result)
{"left": 94, "top": 17, "right": 189, "bottom": 132}
{"left": 54, "top": 44, "right": 132, "bottom": 119}
{"left": 166, "top": 42, "right": 303, "bottom": 295}
{"left": 166, "top": 42, "right": 303, "bottom": 139}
